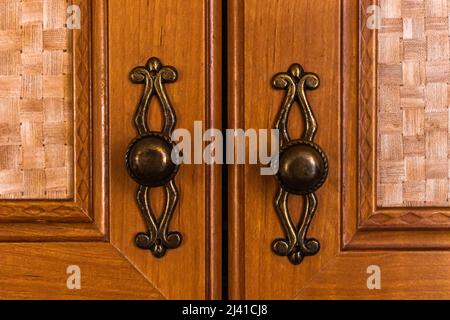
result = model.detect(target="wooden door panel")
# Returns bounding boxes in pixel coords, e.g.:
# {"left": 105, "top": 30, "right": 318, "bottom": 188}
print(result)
{"left": 294, "top": 252, "right": 450, "bottom": 299}
{"left": 0, "top": 0, "right": 221, "bottom": 300}
{"left": 0, "top": 243, "right": 164, "bottom": 300}
{"left": 229, "top": 0, "right": 341, "bottom": 300}
{"left": 109, "top": 0, "right": 222, "bottom": 300}
{"left": 230, "top": 0, "right": 450, "bottom": 300}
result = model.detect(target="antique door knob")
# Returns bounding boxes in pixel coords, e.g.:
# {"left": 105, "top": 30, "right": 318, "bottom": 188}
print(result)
{"left": 277, "top": 140, "right": 328, "bottom": 195}
{"left": 125, "top": 57, "right": 182, "bottom": 258}
{"left": 271, "top": 64, "right": 328, "bottom": 265}
{"left": 127, "top": 133, "right": 179, "bottom": 188}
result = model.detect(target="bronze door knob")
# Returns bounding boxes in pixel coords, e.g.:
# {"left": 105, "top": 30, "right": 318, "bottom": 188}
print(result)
{"left": 125, "top": 57, "right": 182, "bottom": 258}
{"left": 277, "top": 141, "right": 328, "bottom": 196}
{"left": 126, "top": 133, "right": 179, "bottom": 188}
{"left": 271, "top": 64, "right": 329, "bottom": 265}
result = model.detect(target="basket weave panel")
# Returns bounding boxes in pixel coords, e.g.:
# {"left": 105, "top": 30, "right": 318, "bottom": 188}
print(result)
{"left": 378, "top": 0, "right": 450, "bottom": 207}
{"left": 0, "top": 0, "right": 73, "bottom": 199}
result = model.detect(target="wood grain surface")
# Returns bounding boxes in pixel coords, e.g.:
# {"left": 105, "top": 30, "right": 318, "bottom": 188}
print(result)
{"left": 0, "top": 243, "right": 165, "bottom": 300}
{"left": 0, "top": 0, "right": 222, "bottom": 300}
{"left": 228, "top": 0, "right": 245, "bottom": 300}
{"left": 229, "top": 0, "right": 450, "bottom": 300}
{"left": 109, "top": 0, "right": 221, "bottom": 300}
{"left": 229, "top": 0, "right": 341, "bottom": 299}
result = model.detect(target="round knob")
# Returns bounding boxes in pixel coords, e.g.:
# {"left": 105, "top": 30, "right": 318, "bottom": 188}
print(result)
{"left": 277, "top": 141, "right": 328, "bottom": 195}
{"left": 126, "top": 133, "right": 179, "bottom": 187}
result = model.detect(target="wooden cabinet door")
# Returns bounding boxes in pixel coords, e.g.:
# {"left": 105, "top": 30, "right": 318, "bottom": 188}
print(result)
{"left": 0, "top": 0, "right": 221, "bottom": 299}
{"left": 229, "top": 0, "right": 450, "bottom": 300}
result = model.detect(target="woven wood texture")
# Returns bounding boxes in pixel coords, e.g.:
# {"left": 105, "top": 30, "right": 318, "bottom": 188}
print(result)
{"left": 377, "top": 0, "right": 450, "bottom": 207}
{"left": 0, "top": 0, "right": 73, "bottom": 199}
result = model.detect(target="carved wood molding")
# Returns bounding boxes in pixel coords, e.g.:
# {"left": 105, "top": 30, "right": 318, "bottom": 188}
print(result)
{"left": 361, "top": 211, "right": 450, "bottom": 228}
{"left": 359, "top": 0, "right": 377, "bottom": 225}
{"left": 72, "top": 0, "right": 90, "bottom": 216}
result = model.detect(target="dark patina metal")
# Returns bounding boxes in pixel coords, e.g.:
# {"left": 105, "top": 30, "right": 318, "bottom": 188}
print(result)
{"left": 127, "top": 133, "right": 178, "bottom": 188}
{"left": 125, "top": 57, "right": 181, "bottom": 258}
{"left": 271, "top": 64, "right": 329, "bottom": 265}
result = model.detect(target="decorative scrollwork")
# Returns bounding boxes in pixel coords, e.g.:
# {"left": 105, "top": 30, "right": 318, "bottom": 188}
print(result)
{"left": 271, "top": 64, "right": 329, "bottom": 265}
{"left": 125, "top": 57, "right": 181, "bottom": 258}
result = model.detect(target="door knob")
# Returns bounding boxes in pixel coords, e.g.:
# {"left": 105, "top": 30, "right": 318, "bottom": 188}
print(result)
{"left": 271, "top": 64, "right": 328, "bottom": 265}
{"left": 125, "top": 57, "right": 181, "bottom": 258}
